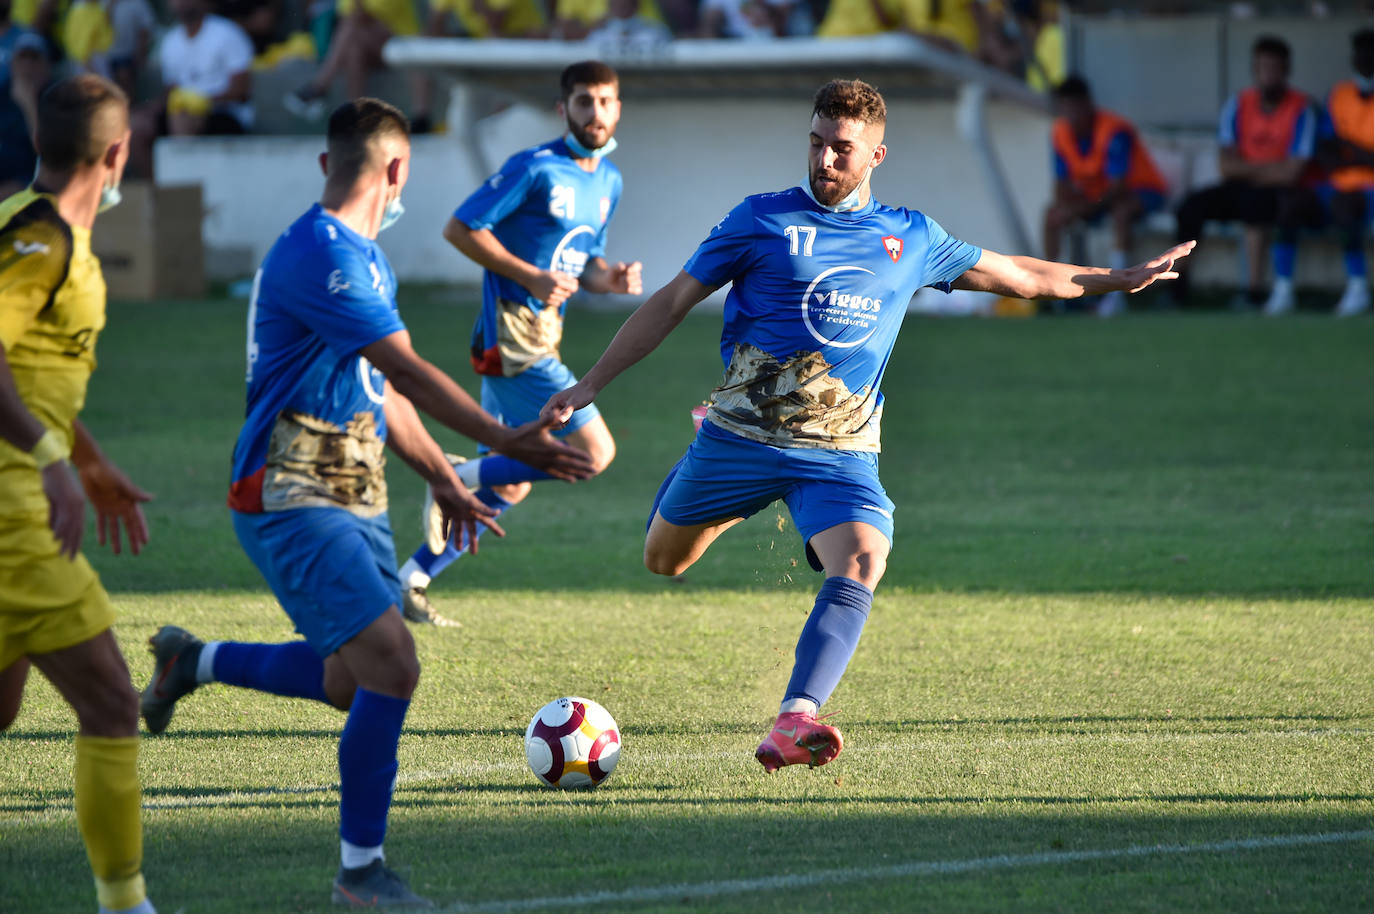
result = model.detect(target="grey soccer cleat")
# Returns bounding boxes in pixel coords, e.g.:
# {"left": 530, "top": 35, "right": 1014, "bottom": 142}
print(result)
{"left": 332, "top": 860, "right": 434, "bottom": 908}
{"left": 141, "top": 625, "right": 203, "bottom": 735}
{"left": 401, "top": 585, "right": 461, "bottom": 628}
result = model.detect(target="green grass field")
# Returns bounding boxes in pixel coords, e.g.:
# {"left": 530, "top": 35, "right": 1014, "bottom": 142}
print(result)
{"left": 2, "top": 294, "right": 1372, "bottom": 913}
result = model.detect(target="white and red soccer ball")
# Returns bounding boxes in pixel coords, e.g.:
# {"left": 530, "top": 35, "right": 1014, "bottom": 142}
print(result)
{"left": 524, "top": 697, "right": 621, "bottom": 789}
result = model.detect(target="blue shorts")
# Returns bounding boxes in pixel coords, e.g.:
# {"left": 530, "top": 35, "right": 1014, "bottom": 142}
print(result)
{"left": 650, "top": 420, "right": 895, "bottom": 572}
{"left": 232, "top": 508, "right": 401, "bottom": 657}
{"left": 478, "top": 356, "right": 600, "bottom": 454}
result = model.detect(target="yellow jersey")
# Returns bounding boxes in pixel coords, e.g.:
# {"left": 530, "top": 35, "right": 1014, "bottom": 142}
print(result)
{"left": 430, "top": 0, "right": 546, "bottom": 37}
{"left": 0, "top": 187, "right": 107, "bottom": 516}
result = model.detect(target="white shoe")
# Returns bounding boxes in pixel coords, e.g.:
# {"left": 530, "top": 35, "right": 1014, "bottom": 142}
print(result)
{"left": 1095, "top": 290, "right": 1126, "bottom": 318}
{"left": 1262, "top": 280, "right": 1295, "bottom": 316}
{"left": 423, "top": 453, "right": 467, "bottom": 554}
{"left": 1334, "top": 279, "right": 1370, "bottom": 317}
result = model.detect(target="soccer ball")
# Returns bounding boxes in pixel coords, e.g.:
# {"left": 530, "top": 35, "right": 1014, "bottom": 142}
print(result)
{"left": 524, "top": 697, "right": 621, "bottom": 789}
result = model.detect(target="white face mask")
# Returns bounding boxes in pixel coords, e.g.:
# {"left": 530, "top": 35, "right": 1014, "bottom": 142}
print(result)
{"left": 803, "top": 164, "right": 873, "bottom": 213}
{"left": 97, "top": 179, "right": 122, "bottom": 213}
{"left": 378, "top": 194, "right": 404, "bottom": 232}
{"left": 564, "top": 132, "right": 618, "bottom": 159}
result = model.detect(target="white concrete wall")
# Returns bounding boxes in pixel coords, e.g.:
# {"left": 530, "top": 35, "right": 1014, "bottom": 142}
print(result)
{"left": 155, "top": 96, "right": 1052, "bottom": 288}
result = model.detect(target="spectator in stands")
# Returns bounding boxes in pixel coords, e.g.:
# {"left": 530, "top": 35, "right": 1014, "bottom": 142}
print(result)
{"left": 586, "top": 0, "right": 671, "bottom": 51}
{"left": 1043, "top": 75, "right": 1167, "bottom": 316}
{"left": 101, "top": 0, "right": 156, "bottom": 98}
{"left": 1312, "top": 28, "right": 1374, "bottom": 317}
{"left": 976, "top": 0, "right": 1063, "bottom": 90}
{"left": 409, "top": 0, "right": 545, "bottom": 133}
{"left": 127, "top": 0, "right": 254, "bottom": 176}
{"left": 903, "top": 0, "right": 980, "bottom": 56}
{"left": 284, "top": 0, "right": 420, "bottom": 121}
{"left": 1173, "top": 35, "right": 1320, "bottom": 311}
{"left": 815, "top": 0, "right": 901, "bottom": 38}
{"left": 697, "top": 0, "right": 788, "bottom": 39}
{"left": 2, "top": 0, "right": 47, "bottom": 198}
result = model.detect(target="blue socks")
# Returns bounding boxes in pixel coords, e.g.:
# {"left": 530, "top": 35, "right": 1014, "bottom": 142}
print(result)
{"left": 1344, "top": 247, "right": 1367, "bottom": 279}
{"left": 212, "top": 641, "right": 329, "bottom": 704}
{"left": 408, "top": 487, "right": 511, "bottom": 579}
{"left": 1272, "top": 241, "right": 1297, "bottom": 280}
{"left": 338, "top": 688, "right": 410, "bottom": 850}
{"left": 477, "top": 455, "right": 554, "bottom": 487}
{"left": 784, "top": 576, "right": 874, "bottom": 708}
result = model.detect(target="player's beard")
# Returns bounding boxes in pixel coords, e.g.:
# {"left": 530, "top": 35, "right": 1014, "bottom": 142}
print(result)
{"left": 809, "top": 165, "right": 867, "bottom": 207}
{"left": 567, "top": 115, "right": 615, "bottom": 153}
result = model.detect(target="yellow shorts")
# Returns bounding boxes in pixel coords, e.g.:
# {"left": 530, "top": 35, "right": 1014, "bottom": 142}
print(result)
{"left": 0, "top": 513, "right": 115, "bottom": 670}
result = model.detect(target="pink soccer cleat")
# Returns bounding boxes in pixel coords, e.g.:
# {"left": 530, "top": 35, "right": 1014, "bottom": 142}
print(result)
{"left": 755, "top": 711, "right": 844, "bottom": 773}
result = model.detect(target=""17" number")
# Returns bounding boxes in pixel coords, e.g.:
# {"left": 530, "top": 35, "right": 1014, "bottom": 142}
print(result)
{"left": 783, "top": 225, "right": 816, "bottom": 256}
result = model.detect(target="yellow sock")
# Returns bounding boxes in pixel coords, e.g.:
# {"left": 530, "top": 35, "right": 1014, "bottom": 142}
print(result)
{"left": 74, "top": 735, "right": 147, "bottom": 910}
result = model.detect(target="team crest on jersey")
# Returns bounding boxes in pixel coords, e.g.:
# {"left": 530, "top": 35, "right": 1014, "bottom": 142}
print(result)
{"left": 882, "top": 235, "right": 903, "bottom": 263}
{"left": 600, "top": 197, "right": 611, "bottom": 224}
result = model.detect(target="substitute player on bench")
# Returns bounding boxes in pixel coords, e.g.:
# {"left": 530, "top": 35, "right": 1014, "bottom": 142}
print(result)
{"left": 544, "top": 79, "right": 1194, "bottom": 773}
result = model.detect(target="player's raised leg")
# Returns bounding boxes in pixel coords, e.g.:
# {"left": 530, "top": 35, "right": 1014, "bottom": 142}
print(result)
{"left": 643, "top": 511, "right": 744, "bottom": 577}
{"left": 33, "top": 630, "right": 155, "bottom": 914}
{"left": 756, "top": 522, "right": 888, "bottom": 774}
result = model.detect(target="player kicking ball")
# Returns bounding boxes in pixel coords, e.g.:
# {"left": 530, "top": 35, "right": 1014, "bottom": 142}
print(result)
{"left": 543, "top": 79, "right": 1194, "bottom": 773}
{"left": 140, "top": 99, "right": 593, "bottom": 908}
{"left": 396, "top": 60, "right": 641, "bottom": 626}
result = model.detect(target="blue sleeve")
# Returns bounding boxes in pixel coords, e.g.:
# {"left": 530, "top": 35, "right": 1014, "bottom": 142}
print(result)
{"left": 289, "top": 245, "right": 405, "bottom": 358}
{"left": 1104, "top": 131, "right": 1132, "bottom": 180}
{"left": 922, "top": 215, "right": 982, "bottom": 293}
{"left": 1289, "top": 104, "right": 1317, "bottom": 158}
{"left": 1053, "top": 149, "right": 1068, "bottom": 180}
{"left": 454, "top": 152, "right": 541, "bottom": 231}
{"left": 683, "top": 199, "right": 755, "bottom": 288}
{"left": 1218, "top": 95, "right": 1238, "bottom": 147}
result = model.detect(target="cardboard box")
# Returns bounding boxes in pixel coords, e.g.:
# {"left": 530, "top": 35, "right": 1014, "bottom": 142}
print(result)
{"left": 90, "top": 181, "right": 205, "bottom": 300}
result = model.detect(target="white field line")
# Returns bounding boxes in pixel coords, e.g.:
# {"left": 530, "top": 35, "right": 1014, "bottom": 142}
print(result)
{"left": 2, "top": 727, "right": 1369, "bottom": 822}
{"left": 440, "top": 830, "right": 1374, "bottom": 913}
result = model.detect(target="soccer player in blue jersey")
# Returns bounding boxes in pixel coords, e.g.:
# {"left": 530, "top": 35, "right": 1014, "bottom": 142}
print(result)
{"left": 397, "top": 60, "right": 641, "bottom": 626}
{"left": 138, "top": 98, "right": 594, "bottom": 907}
{"left": 545, "top": 79, "right": 1195, "bottom": 773}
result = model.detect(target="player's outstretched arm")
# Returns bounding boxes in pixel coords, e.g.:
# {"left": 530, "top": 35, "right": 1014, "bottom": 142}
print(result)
{"left": 70, "top": 419, "right": 151, "bottom": 557}
{"left": 443, "top": 217, "right": 579, "bottom": 308}
{"left": 542, "top": 270, "right": 713, "bottom": 425}
{"left": 953, "top": 241, "right": 1196, "bottom": 300}
{"left": 362, "top": 329, "right": 596, "bottom": 481}
{"left": 382, "top": 383, "right": 503, "bottom": 553}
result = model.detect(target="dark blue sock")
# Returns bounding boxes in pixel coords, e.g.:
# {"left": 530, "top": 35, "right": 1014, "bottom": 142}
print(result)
{"left": 1344, "top": 247, "right": 1367, "bottom": 279}
{"left": 409, "top": 488, "right": 511, "bottom": 579}
{"left": 1273, "top": 241, "right": 1297, "bottom": 279}
{"left": 784, "top": 576, "right": 874, "bottom": 708}
{"left": 338, "top": 688, "right": 410, "bottom": 849}
{"left": 212, "top": 641, "right": 329, "bottom": 704}
{"left": 478, "top": 455, "right": 554, "bottom": 487}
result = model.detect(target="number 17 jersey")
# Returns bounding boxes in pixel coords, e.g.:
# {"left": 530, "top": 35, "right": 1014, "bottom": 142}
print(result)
{"left": 684, "top": 185, "right": 981, "bottom": 452}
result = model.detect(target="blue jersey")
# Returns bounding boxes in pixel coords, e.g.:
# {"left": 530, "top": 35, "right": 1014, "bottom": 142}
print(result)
{"left": 228, "top": 204, "right": 404, "bottom": 516}
{"left": 684, "top": 185, "right": 981, "bottom": 452}
{"left": 455, "top": 138, "right": 623, "bottom": 377}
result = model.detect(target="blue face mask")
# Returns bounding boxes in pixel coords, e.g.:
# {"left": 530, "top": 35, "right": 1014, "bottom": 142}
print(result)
{"left": 379, "top": 195, "right": 404, "bottom": 232}
{"left": 564, "top": 132, "right": 618, "bottom": 159}
{"left": 97, "top": 180, "right": 122, "bottom": 214}
{"left": 1356, "top": 73, "right": 1374, "bottom": 94}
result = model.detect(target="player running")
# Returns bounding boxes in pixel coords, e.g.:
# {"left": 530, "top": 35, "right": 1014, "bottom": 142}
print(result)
{"left": 139, "top": 99, "right": 594, "bottom": 908}
{"left": 0, "top": 75, "right": 160, "bottom": 914}
{"left": 544, "top": 79, "right": 1194, "bottom": 774}
{"left": 396, "top": 60, "right": 642, "bottom": 626}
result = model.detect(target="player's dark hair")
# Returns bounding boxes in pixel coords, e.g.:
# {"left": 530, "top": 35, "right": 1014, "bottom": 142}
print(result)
{"left": 560, "top": 60, "right": 619, "bottom": 100}
{"left": 1053, "top": 74, "right": 1093, "bottom": 102}
{"left": 1252, "top": 35, "right": 1291, "bottom": 66}
{"left": 35, "top": 74, "right": 128, "bottom": 171}
{"left": 812, "top": 79, "right": 886, "bottom": 126}
{"left": 326, "top": 97, "right": 409, "bottom": 182}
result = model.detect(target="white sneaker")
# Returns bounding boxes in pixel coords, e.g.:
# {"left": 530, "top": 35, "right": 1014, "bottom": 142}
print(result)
{"left": 423, "top": 453, "right": 467, "bottom": 554}
{"left": 1262, "top": 279, "right": 1295, "bottom": 316}
{"left": 1095, "top": 290, "right": 1126, "bottom": 318}
{"left": 1334, "top": 279, "right": 1370, "bottom": 317}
